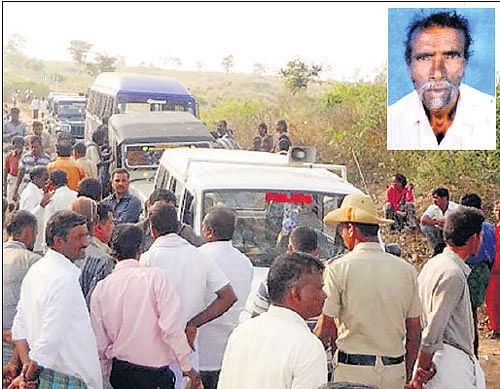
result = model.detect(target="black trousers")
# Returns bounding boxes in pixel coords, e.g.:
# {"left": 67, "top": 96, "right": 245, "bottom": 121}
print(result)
{"left": 200, "top": 370, "right": 220, "bottom": 389}
{"left": 110, "top": 358, "right": 175, "bottom": 389}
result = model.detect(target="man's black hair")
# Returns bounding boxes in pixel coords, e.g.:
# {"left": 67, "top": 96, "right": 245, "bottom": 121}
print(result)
{"left": 444, "top": 206, "right": 483, "bottom": 247}
{"left": 111, "top": 223, "right": 143, "bottom": 259}
{"left": 45, "top": 210, "right": 87, "bottom": 248}
{"left": 78, "top": 178, "right": 102, "bottom": 201}
{"left": 97, "top": 202, "right": 112, "bottom": 224}
{"left": 29, "top": 135, "right": 42, "bottom": 146}
{"left": 290, "top": 226, "right": 318, "bottom": 253}
{"left": 460, "top": 193, "right": 482, "bottom": 210}
{"left": 394, "top": 173, "right": 407, "bottom": 188}
{"left": 268, "top": 252, "right": 324, "bottom": 304}
{"left": 29, "top": 166, "right": 48, "bottom": 181}
{"left": 405, "top": 11, "right": 472, "bottom": 66}
{"left": 111, "top": 168, "right": 130, "bottom": 180}
{"left": 56, "top": 141, "right": 72, "bottom": 157}
{"left": 277, "top": 119, "right": 287, "bottom": 131}
{"left": 259, "top": 122, "right": 268, "bottom": 130}
{"left": 73, "top": 142, "right": 86, "bottom": 156}
{"left": 150, "top": 204, "right": 178, "bottom": 236}
{"left": 278, "top": 134, "right": 290, "bottom": 151}
{"left": 6, "top": 210, "right": 38, "bottom": 238}
{"left": 148, "top": 189, "right": 177, "bottom": 207}
{"left": 203, "top": 206, "right": 235, "bottom": 241}
{"left": 50, "top": 170, "right": 68, "bottom": 188}
{"left": 12, "top": 136, "right": 24, "bottom": 146}
{"left": 433, "top": 187, "right": 449, "bottom": 199}
{"left": 92, "top": 128, "right": 107, "bottom": 144}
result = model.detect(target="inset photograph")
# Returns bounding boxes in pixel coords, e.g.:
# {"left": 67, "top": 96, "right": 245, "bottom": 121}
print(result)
{"left": 387, "top": 8, "right": 496, "bottom": 150}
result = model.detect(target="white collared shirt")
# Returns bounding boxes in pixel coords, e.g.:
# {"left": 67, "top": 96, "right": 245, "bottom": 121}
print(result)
{"left": 11, "top": 249, "right": 102, "bottom": 389}
{"left": 422, "top": 201, "right": 460, "bottom": 220}
{"left": 196, "top": 241, "right": 254, "bottom": 370}
{"left": 388, "top": 84, "right": 496, "bottom": 150}
{"left": 19, "top": 182, "right": 45, "bottom": 252}
{"left": 140, "top": 233, "right": 229, "bottom": 325}
{"left": 218, "top": 305, "right": 327, "bottom": 389}
{"left": 44, "top": 186, "right": 78, "bottom": 226}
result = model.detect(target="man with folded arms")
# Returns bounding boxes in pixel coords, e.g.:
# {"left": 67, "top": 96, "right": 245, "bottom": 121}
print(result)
{"left": 90, "top": 224, "right": 199, "bottom": 389}
{"left": 314, "top": 194, "right": 422, "bottom": 389}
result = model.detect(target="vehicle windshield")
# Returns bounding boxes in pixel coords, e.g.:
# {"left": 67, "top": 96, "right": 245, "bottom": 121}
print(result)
{"left": 202, "top": 189, "right": 347, "bottom": 266}
{"left": 57, "top": 103, "right": 86, "bottom": 119}
{"left": 119, "top": 100, "right": 195, "bottom": 116}
{"left": 125, "top": 143, "right": 209, "bottom": 168}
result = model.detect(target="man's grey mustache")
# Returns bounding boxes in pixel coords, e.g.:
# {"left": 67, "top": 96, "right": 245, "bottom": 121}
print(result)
{"left": 416, "top": 80, "right": 458, "bottom": 94}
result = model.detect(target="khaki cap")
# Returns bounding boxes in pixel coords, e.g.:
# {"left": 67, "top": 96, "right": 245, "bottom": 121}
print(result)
{"left": 324, "top": 194, "right": 394, "bottom": 225}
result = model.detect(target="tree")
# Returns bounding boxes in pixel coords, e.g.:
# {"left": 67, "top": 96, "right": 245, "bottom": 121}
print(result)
{"left": 4, "top": 34, "right": 27, "bottom": 56}
{"left": 221, "top": 55, "right": 234, "bottom": 74}
{"left": 83, "top": 53, "right": 117, "bottom": 76}
{"left": 195, "top": 60, "right": 204, "bottom": 72}
{"left": 68, "top": 40, "right": 93, "bottom": 67}
{"left": 253, "top": 63, "right": 267, "bottom": 75}
{"left": 279, "top": 58, "right": 322, "bottom": 94}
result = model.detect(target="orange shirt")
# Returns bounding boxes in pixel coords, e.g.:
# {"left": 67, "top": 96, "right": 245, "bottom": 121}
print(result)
{"left": 47, "top": 157, "right": 86, "bottom": 191}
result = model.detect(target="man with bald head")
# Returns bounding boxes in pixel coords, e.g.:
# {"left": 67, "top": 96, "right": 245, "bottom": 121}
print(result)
{"left": 388, "top": 11, "right": 495, "bottom": 150}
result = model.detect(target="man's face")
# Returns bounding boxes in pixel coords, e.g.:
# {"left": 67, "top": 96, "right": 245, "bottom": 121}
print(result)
{"left": 25, "top": 226, "right": 37, "bottom": 251}
{"left": 33, "top": 123, "right": 43, "bottom": 136}
{"left": 13, "top": 140, "right": 24, "bottom": 154}
{"left": 216, "top": 121, "right": 226, "bottom": 132}
{"left": 96, "top": 212, "right": 114, "bottom": 244}
{"left": 409, "top": 26, "right": 465, "bottom": 111}
{"left": 296, "top": 269, "right": 327, "bottom": 319}
{"left": 60, "top": 224, "right": 89, "bottom": 261}
{"left": 30, "top": 141, "right": 41, "bottom": 156}
{"left": 32, "top": 171, "right": 49, "bottom": 190}
{"left": 432, "top": 194, "right": 448, "bottom": 211}
{"left": 111, "top": 173, "right": 130, "bottom": 196}
{"left": 392, "top": 176, "right": 403, "bottom": 191}
{"left": 494, "top": 203, "right": 500, "bottom": 221}
{"left": 11, "top": 110, "right": 19, "bottom": 122}
{"left": 258, "top": 126, "right": 266, "bottom": 137}
{"left": 340, "top": 223, "right": 355, "bottom": 251}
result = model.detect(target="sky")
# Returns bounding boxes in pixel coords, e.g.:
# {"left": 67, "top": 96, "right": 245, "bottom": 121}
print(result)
{"left": 3, "top": 2, "right": 499, "bottom": 80}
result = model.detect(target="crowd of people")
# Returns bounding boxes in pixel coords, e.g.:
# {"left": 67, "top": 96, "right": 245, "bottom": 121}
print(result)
{"left": 2, "top": 103, "right": 499, "bottom": 389}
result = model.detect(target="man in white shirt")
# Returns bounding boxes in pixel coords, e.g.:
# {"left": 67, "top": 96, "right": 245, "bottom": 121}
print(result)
{"left": 197, "top": 206, "right": 253, "bottom": 389}
{"left": 387, "top": 11, "right": 495, "bottom": 150}
{"left": 10, "top": 210, "right": 102, "bottom": 389}
{"left": 19, "top": 166, "right": 52, "bottom": 254}
{"left": 140, "top": 204, "right": 237, "bottom": 389}
{"left": 44, "top": 170, "right": 78, "bottom": 236}
{"left": 218, "top": 251, "right": 328, "bottom": 389}
{"left": 421, "top": 187, "right": 459, "bottom": 255}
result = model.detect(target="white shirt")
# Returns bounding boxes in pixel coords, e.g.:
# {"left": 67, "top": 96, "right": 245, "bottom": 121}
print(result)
{"left": 196, "top": 241, "right": 254, "bottom": 370}
{"left": 39, "top": 99, "right": 49, "bottom": 113}
{"left": 423, "top": 201, "right": 460, "bottom": 221}
{"left": 218, "top": 305, "right": 327, "bottom": 389}
{"left": 44, "top": 186, "right": 78, "bottom": 226}
{"left": 11, "top": 249, "right": 102, "bottom": 389}
{"left": 140, "top": 233, "right": 230, "bottom": 325}
{"left": 30, "top": 98, "right": 40, "bottom": 110}
{"left": 388, "top": 84, "right": 496, "bottom": 150}
{"left": 19, "top": 182, "right": 45, "bottom": 253}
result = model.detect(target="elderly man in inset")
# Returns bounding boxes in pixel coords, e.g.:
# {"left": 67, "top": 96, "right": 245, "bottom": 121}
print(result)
{"left": 388, "top": 11, "right": 495, "bottom": 150}
{"left": 408, "top": 206, "right": 486, "bottom": 388}
{"left": 218, "top": 252, "right": 328, "bottom": 389}
{"left": 313, "top": 194, "right": 422, "bottom": 389}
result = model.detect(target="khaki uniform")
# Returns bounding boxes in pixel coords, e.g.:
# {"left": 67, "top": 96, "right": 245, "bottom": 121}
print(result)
{"left": 323, "top": 242, "right": 421, "bottom": 389}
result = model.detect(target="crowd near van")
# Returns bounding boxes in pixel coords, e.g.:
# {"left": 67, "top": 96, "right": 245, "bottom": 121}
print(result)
{"left": 85, "top": 72, "right": 197, "bottom": 141}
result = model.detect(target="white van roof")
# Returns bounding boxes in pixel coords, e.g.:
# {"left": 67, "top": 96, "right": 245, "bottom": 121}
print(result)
{"left": 160, "top": 148, "right": 364, "bottom": 195}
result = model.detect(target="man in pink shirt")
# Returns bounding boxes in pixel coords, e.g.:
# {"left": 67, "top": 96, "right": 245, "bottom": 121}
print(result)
{"left": 90, "top": 224, "right": 200, "bottom": 389}
{"left": 384, "top": 173, "right": 418, "bottom": 232}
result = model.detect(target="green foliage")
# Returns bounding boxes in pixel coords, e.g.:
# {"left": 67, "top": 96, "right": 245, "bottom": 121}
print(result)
{"left": 83, "top": 53, "right": 118, "bottom": 77}
{"left": 68, "top": 40, "right": 93, "bottom": 66}
{"left": 3, "top": 72, "right": 50, "bottom": 102}
{"left": 221, "top": 55, "right": 234, "bottom": 74}
{"left": 280, "top": 58, "right": 322, "bottom": 95}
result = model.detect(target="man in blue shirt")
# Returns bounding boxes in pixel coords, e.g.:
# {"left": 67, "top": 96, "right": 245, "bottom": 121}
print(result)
{"left": 461, "top": 193, "right": 495, "bottom": 357}
{"left": 102, "top": 168, "right": 141, "bottom": 224}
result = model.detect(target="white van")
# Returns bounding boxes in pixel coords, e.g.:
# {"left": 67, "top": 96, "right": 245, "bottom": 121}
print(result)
{"left": 153, "top": 147, "right": 365, "bottom": 314}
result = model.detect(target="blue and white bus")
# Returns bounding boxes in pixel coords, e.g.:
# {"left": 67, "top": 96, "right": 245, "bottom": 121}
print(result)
{"left": 84, "top": 72, "right": 197, "bottom": 141}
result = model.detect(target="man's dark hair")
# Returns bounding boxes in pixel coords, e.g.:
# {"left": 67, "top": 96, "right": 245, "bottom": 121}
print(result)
{"left": 203, "top": 206, "right": 235, "bottom": 241}
{"left": 92, "top": 128, "right": 107, "bottom": 144}
{"left": 268, "top": 252, "right": 324, "bottom": 304}
{"left": 97, "top": 202, "right": 112, "bottom": 224}
{"left": 111, "top": 223, "right": 143, "bottom": 260}
{"left": 56, "top": 141, "right": 72, "bottom": 157}
{"left": 405, "top": 11, "right": 472, "bottom": 66}
{"left": 348, "top": 222, "right": 379, "bottom": 238}
{"left": 150, "top": 204, "right": 178, "bottom": 236}
{"left": 10, "top": 107, "right": 20, "bottom": 115}
{"left": 6, "top": 210, "right": 38, "bottom": 238}
{"left": 259, "top": 122, "right": 267, "bottom": 130}
{"left": 12, "top": 136, "right": 24, "bottom": 147}
{"left": 460, "top": 193, "right": 482, "bottom": 210}
{"left": 278, "top": 134, "right": 290, "bottom": 151}
{"left": 32, "top": 121, "right": 43, "bottom": 129}
{"left": 277, "top": 119, "right": 287, "bottom": 131}
{"left": 29, "top": 135, "right": 42, "bottom": 146}
{"left": 444, "top": 206, "right": 484, "bottom": 247}
{"left": 394, "top": 173, "right": 407, "bottom": 188}
{"left": 45, "top": 210, "right": 87, "bottom": 247}
{"left": 29, "top": 166, "right": 48, "bottom": 181}
{"left": 111, "top": 168, "right": 129, "bottom": 180}
{"left": 50, "top": 170, "right": 68, "bottom": 188}
{"left": 73, "top": 142, "right": 86, "bottom": 156}
{"left": 432, "top": 187, "right": 449, "bottom": 199}
{"left": 78, "top": 178, "right": 102, "bottom": 201}
{"left": 290, "top": 226, "right": 318, "bottom": 253}
{"left": 148, "top": 189, "right": 177, "bottom": 207}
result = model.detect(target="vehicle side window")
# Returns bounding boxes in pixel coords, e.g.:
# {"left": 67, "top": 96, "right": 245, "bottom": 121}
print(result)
{"left": 155, "top": 165, "right": 170, "bottom": 190}
{"left": 181, "top": 190, "right": 195, "bottom": 226}
{"left": 173, "top": 180, "right": 184, "bottom": 207}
